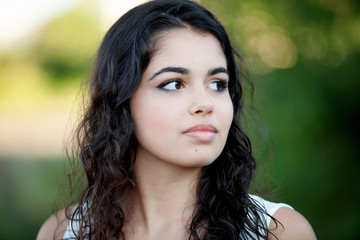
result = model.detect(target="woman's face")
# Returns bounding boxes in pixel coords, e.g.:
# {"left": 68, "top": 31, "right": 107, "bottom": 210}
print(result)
{"left": 130, "top": 28, "right": 233, "bottom": 168}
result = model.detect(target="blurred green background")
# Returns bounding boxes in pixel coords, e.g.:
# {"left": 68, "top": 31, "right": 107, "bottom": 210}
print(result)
{"left": 1, "top": 0, "right": 359, "bottom": 239}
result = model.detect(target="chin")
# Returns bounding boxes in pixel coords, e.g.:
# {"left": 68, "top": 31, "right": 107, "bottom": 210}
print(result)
{"left": 180, "top": 153, "right": 219, "bottom": 168}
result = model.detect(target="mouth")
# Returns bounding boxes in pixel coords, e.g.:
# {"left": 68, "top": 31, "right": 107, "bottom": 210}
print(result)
{"left": 183, "top": 124, "right": 218, "bottom": 142}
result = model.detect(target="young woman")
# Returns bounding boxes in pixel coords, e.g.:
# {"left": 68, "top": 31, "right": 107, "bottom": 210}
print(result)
{"left": 37, "top": 0, "right": 316, "bottom": 239}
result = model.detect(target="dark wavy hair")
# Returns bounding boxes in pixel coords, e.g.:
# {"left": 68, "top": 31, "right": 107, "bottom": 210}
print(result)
{"left": 65, "top": 0, "right": 277, "bottom": 239}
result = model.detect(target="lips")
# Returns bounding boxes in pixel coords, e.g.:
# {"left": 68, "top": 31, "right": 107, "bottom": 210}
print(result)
{"left": 183, "top": 124, "right": 218, "bottom": 142}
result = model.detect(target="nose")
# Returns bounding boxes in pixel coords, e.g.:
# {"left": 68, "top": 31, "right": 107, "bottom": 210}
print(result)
{"left": 189, "top": 90, "right": 214, "bottom": 116}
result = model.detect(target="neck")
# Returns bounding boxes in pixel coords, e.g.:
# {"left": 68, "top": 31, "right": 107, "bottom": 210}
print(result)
{"left": 126, "top": 153, "right": 202, "bottom": 235}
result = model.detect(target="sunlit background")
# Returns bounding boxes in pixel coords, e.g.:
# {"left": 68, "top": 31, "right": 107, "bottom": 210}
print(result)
{"left": 0, "top": 0, "right": 359, "bottom": 239}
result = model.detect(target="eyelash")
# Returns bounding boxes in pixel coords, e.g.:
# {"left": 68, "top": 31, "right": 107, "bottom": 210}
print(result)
{"left": 157, "top": 79, "right": 184, "bottom": 91}
{"left": 157, "top": 79, "right": 228, "bottom": 92}
{"left": 209, "top": 80, "right": 228, "bottom": 92}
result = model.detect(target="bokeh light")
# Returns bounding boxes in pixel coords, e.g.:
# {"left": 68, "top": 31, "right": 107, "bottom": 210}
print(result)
{"left": 0, "top": 0, "right": 359, "bottom": 239}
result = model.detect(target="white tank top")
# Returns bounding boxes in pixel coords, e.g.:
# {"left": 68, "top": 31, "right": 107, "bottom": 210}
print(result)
{"left": 245, "top": 194, "right": 293, "bottom": 239}
{"left": 62, "top": 194, "right": 293, "bottom": 239}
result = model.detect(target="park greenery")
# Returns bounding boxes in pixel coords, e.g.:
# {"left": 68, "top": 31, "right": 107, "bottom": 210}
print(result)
{"left": 0, "top": 0, "right": 359, "bottom": 239}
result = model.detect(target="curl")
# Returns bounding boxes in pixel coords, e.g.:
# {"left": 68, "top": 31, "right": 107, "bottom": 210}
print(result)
{"left": 62, "top": 1, "right": 280, "bottom": 239}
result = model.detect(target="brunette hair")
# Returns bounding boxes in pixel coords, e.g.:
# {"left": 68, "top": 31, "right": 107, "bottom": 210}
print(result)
{"left": 66, "top": 0, "right": 275, "bottom": 239}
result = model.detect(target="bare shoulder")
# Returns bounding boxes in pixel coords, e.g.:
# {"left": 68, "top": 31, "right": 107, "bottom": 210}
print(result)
{"left": 268, "top": 207, "right": 317, "bottom": 240}
{"left": 36, "top": 208, "right": 70, "bottom": 240}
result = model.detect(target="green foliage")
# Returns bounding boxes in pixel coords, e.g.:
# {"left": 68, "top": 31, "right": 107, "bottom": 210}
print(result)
{"left": 0, "top": 157, "right": 64, "bottom": 240}
{"left": 35, "top": 8, "right": 102, "bottom": 86}
{"left": 200, "top": 0, "right": 360, "bottom": 239}
{"left": 1, "top": 0, "right": 360, "bottom": 239}
{"left": 201, "top": 0, "right": 360, "bottom": 72}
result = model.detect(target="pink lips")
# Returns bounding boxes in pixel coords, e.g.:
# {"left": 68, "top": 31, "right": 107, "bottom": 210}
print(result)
{"left": 183, "top": 124, "right": 218, "bottom": 142}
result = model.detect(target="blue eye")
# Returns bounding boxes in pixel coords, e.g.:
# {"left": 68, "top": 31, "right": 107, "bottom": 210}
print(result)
{"left": 158, "top": 80, "right": 184, "bottom": 91}
{"left": 209, "top": 80, "right": 228, "bottom": 92}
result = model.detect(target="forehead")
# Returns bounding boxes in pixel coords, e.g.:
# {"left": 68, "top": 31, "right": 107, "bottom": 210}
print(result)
{"left": 147, "top": 28, "right": 227, "bottom": 69}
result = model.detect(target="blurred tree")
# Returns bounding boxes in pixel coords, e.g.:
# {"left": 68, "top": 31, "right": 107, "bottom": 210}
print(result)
{"left": 35, "top": 7, "right": 101, "bottom": 86}
{"left": 0, "top": 3, "right": 102, "bottom": 240}
{"left": 200, "top": 0, "right": 360, "bottom": 239}
{"left": 1, "top": 0, "right": 359, "bottom": 239}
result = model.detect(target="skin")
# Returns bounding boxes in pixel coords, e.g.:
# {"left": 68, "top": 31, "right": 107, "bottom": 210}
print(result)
{"left": 37, "top": 28, "right": 317, "bottom": 240}
{"left": 37, "top": 208, "right": 70, "bottom": 240}
{"left": 125, "top": 27, "right": 233, "bottom": 239}
{"left": 270, "top": 208, "right": 317, "bottom": 240}
{"left": 130, "top": 28, "right": 233, "bottom": 170}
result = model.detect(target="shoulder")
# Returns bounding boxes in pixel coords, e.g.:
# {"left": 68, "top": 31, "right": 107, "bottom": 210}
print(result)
{"left": 248, "top": 195, "right": 316, "bottom": 239}
{"left": 36, "top": 209, "right": 70, "bottom": 240}
{"left": 269, "top": 207, "right": 317, "bottom": 240}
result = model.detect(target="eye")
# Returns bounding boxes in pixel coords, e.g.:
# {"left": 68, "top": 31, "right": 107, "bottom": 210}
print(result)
{"left": 208, "top": 80, "right": 228, "bottom": 92}
{"left": 158, "top": 80, "right": 184, "bottom": 91}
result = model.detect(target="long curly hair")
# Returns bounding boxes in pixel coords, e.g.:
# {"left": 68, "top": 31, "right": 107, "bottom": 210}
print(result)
{"left": 65, "top": 0, "right": 277, "bottom": 239}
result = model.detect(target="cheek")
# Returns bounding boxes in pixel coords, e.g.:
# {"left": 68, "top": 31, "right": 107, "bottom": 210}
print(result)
{"left": 219, "top": 97, "right": 234, "bottom": 130}
{"left": 131, "top": 95, "right": 178, "bottom": 138}
{"left": 228, "top": 103, "right": 234, "bottom": 125}
{"left": 143, "top": 105, "right": 172, "bottom": 130}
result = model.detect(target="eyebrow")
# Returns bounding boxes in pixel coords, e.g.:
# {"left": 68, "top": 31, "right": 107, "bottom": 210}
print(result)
{"left": 147, "top": 66, "right": 229, "bottom": 81}
{"left": 148, "top": 67, "right": 189, "bottom": 81}
{"left": 208, "top": 67, "right": 230, "bottom": 76}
